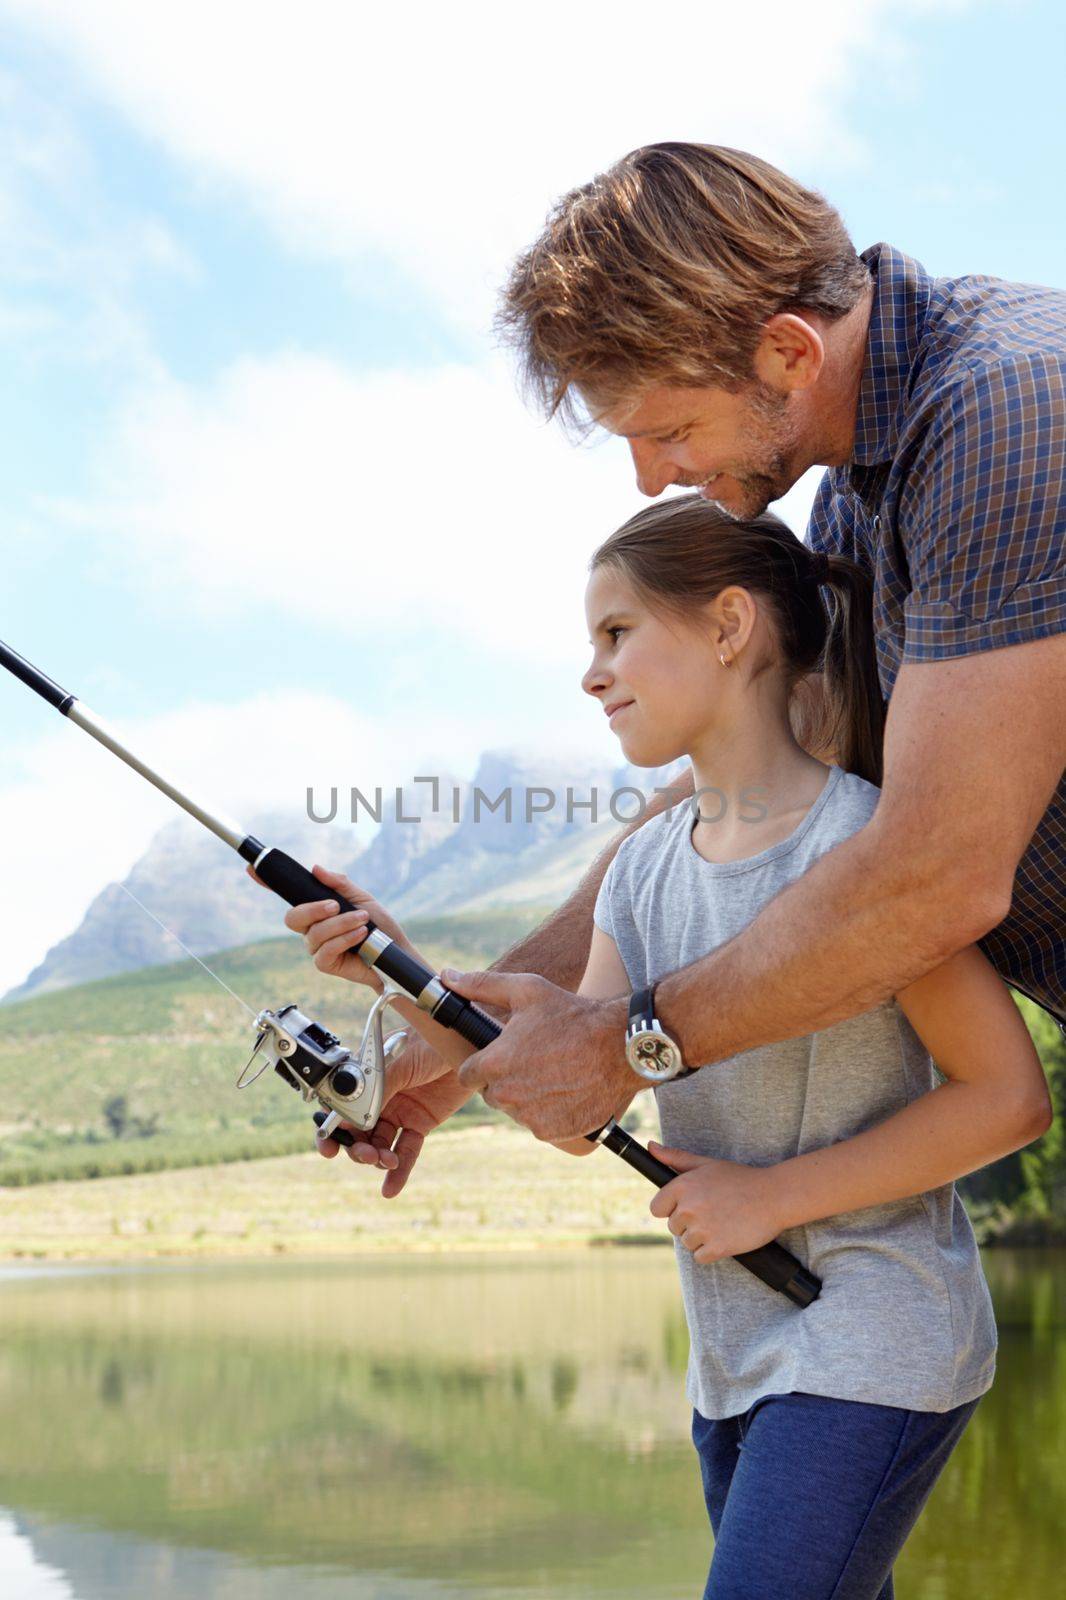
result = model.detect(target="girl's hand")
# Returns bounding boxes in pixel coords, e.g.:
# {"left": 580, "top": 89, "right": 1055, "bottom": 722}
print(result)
{"left": 647, "top": 1142, "right": 786, "bottom": 1263}
{"left": 246, "top": 863, "right": 414, "bottom": 992}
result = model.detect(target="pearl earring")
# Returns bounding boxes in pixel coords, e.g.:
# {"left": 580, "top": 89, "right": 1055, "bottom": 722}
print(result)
{"left": 719, "top": 653, "right": 731, "bottom": 668}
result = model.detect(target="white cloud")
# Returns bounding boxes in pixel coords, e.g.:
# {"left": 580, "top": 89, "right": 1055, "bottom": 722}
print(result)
{"left": 1, "top": 419, "right": 825, "bottom": 998}
{"left": 0, "top": 0, "right": 966, "bottom": 328}
{"left": 0, "top": 66, "right": 193, "bottom": 381}
{"left": 59, "top": 354, "right": 633, "bottom": 658}
{"left": 45, "top": 351, "right": 822, "bottom": 672}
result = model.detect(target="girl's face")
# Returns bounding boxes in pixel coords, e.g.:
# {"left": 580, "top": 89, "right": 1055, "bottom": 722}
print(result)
{"left": 582, "top": 564, "right": 729, "bottom": 767}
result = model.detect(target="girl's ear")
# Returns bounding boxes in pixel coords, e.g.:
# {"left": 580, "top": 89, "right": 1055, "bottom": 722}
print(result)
{"left": 713, "top": 585, "right": 759, "bottom": 660}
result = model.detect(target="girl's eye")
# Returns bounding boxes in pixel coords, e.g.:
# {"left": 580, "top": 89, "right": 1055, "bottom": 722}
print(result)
{"left": 607, "top": 626, "right": 626, "bottom": 643}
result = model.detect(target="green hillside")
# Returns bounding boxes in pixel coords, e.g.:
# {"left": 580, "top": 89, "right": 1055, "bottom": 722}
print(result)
{"left": 2, "top": 907, "right": 1063, "bottom": 1252}
{"left": 0, "top": 907, "right": 549, "bottom": 1186}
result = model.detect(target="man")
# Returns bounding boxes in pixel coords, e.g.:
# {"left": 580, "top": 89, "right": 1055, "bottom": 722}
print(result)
{"left": 307, "top": 142, "right": 1065, "bottom": 1191}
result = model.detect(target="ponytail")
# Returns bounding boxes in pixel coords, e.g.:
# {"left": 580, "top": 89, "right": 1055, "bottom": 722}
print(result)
{"left": 812, "top": 555, "right": 885, "bottom": 786}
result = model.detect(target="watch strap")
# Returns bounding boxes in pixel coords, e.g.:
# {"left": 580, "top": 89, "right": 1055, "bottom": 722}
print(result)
{"left": 628, "top": 986, "right": 656, "bottom": 1032}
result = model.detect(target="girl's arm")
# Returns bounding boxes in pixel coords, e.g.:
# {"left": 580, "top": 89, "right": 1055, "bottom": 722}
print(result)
{"left": 766, "top": 943, "right": 1052, "bottom": 1229}
{"left": 651, "top": 943, "right": 1052, "bottom": 1262}
{"left": 552, "top": 925, "right": 640, "bottom": 1156}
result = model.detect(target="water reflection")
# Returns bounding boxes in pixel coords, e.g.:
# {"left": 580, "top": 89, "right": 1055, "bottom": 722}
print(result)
{"left": 0, "top": 1249, "right": 1061, "bottom": 1599}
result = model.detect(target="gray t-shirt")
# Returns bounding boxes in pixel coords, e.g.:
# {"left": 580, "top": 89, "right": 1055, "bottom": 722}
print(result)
{"left": 594, "top": 762, "right": 997, "bottom": 1420}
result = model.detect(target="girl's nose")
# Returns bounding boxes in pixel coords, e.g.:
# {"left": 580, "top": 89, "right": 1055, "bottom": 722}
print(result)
{"left": 582, "top": 660, "right": 610, "bottom": 698}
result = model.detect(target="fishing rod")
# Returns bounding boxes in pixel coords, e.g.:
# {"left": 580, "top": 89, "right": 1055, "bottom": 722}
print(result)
{"left": 0, "top": 636, "right": 820, "bottom": 1307}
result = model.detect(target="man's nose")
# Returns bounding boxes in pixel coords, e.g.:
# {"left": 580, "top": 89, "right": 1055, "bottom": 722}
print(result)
{"left": 628, "top": 440, "right": 676, "bottom": 498}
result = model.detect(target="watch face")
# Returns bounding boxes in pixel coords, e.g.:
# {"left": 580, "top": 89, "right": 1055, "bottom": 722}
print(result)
{"left": 626, "top": 1029, "right": 683, "bottom": 1082}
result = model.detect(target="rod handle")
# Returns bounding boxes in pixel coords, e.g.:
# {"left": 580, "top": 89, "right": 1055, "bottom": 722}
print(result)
{"left": 249, "top": 847, "right": 501, "bottom": 1051}
{"left": 248, "top": 845, "right": 372, "bottom": 917}
{"left": 589, "top": 1121, "right": 820, "bottom": 1308}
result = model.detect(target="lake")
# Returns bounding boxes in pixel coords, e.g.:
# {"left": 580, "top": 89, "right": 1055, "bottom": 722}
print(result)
{"left": 0, "top": 1248, "right": 1061, "bottom": 1597}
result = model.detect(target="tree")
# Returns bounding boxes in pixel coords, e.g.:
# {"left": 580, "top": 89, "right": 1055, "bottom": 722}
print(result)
{"left": 102, "top": 1093, "right": 130, "bottom": 1140}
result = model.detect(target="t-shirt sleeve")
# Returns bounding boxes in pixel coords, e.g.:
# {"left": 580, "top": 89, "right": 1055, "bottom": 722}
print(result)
{"left": 898, "top": 356, "right": 1066, "bottom": 662}
{"left": 592, "top": 851, "right": 619, "bottom": 941}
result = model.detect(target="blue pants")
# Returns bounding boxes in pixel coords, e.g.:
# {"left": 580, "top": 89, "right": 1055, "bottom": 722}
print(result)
{"left": 692, "top": 1390, "right": 979, "bottom": 1600}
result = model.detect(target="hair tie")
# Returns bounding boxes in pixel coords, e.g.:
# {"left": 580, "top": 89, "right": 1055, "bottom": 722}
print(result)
{"left": 809, "top": 550, "right": 832, "bottom": 586}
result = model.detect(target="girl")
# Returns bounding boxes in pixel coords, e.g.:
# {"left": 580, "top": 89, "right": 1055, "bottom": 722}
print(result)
{"left": 279, "top": 494, "right": 1051, "bottom": 1600}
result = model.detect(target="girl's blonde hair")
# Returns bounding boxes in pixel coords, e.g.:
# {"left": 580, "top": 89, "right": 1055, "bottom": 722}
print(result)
{"left": 591, "top": 496, "right": 885, "bottom": 786}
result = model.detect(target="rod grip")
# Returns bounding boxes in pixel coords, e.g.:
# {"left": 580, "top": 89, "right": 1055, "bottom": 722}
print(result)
{"left": 589, "top": 1121, "right": 820, "bottom": 1308}
{"left": 431, "top": 991, "right": 502, "bottom": 1049}
{"left": 250, "top": 847, "right": 358, "bottom": 914}
{"left": 262, "top": 844, "right": 812, "bottom": 1305}
{"left": 252, "top": 848, "right": 502, "bottom": 1050}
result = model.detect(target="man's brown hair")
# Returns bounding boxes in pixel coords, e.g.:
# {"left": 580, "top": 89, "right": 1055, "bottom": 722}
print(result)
{"left": 497, "top": 142, "right": 870, "bottom": 424}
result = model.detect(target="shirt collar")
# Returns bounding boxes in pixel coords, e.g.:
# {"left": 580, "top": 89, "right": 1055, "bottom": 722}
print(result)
{"left": 851, "top": 243, "right": 934, "bottom": 468}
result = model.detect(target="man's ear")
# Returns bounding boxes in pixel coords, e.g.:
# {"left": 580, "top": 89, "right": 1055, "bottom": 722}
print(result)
{"left": 754, "top": 313, "right": 825, "bottom": 392}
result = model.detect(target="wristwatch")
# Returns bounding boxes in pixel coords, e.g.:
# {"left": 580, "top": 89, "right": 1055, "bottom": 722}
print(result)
{"left": 624, "top": 986, "right": 691, "bottom": 1083}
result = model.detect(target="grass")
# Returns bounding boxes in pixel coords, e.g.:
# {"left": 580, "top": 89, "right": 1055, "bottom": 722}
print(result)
{"left": 0, "top": 901, "right": 667, "bottom": 1260}
{"left": 0, "top": 1120, "right": 667, "bottom": 1262}
{"left": 0, "top": 907, "right": 548, "bottom": 1186}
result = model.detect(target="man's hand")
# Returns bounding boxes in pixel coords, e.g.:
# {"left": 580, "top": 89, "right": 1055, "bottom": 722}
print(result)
{"left": 317, "top": 1035, "right": 474, "bottom": 1197}
{"left": 647, "top": 1142, "right": 786, "bottom": 1263}
{"left": 446, "top": 968, "right": 632, "bottom": 1140}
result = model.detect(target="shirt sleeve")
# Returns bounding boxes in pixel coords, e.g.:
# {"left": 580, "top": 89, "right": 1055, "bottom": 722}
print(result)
{"left": 899, "top": 355, "right": 1066, "bottom": 662}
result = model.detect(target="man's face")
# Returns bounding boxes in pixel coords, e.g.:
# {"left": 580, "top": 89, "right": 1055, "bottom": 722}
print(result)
{"left": 595, "top": 378, "right": 805, "bottom": 520}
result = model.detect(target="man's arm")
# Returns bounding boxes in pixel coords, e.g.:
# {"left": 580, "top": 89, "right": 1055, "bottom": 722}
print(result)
{"left": 655, "top": 635, "right": 1065, "bottom": 1058}
{"left": 452, "top": 634, "right": 1065, "bottom": 1141}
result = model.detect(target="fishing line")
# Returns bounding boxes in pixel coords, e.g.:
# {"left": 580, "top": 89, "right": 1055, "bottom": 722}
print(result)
{"left": 115, "top": 880, "right": 257, "bottom": 1021}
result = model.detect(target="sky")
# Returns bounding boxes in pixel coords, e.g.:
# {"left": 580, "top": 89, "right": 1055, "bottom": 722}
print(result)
{"left": 0, "top": 0, "right": 1063, "bottom": 994}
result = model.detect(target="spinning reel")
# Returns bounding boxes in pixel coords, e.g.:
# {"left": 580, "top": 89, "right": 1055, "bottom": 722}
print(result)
{"left": 239, "top": 990, "right": 412, "bottom": 1142}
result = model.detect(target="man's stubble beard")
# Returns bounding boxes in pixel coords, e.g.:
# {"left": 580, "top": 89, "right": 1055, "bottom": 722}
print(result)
{"left": 703, "top": 380, "right": 802, "bottom": 520}
{"left": 735, "top": 382, "right": 802, "bottom": 514}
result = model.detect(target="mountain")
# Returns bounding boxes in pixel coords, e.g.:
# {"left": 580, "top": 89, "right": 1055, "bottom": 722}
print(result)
{"left": 4, "top": 810, "right": 364, "bottom": 1003}
{"left": 4, "top": 751, "right": 686, "bottom": 1003}
{"left": 378, "top": 750, "right": 621, "bottom": 916}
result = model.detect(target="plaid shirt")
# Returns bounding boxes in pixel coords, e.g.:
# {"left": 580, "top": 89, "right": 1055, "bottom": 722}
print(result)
{"left": 808, "top": 244, "right": 1066, "bottom": 1028}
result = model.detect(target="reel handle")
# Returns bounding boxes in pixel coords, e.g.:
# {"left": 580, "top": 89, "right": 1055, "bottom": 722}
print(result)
{"left": 314, "top": 1110, "right": 357, "bottom": 1147}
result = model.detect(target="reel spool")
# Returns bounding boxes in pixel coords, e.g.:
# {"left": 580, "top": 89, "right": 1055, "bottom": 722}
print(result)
{"left": 239, "top": 994, "right": 411, "bottom": 1141}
